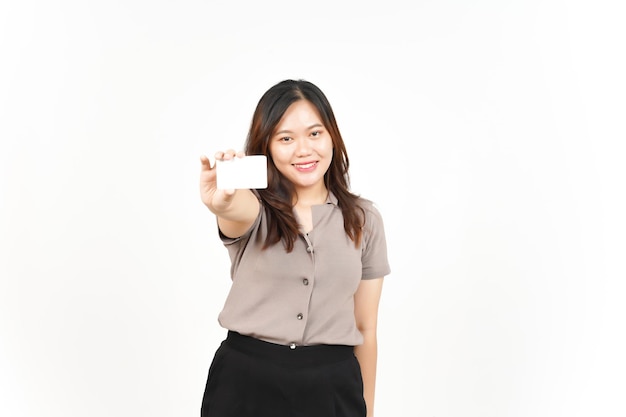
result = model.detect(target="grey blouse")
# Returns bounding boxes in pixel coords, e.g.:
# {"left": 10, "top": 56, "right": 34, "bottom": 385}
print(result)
{"left": 217, "top": 192, "right": 390, "bottom": 347}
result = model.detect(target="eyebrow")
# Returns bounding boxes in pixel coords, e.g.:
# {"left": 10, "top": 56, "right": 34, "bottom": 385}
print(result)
{"left": 274, "top": 123, "right": 324, "bottom": 136}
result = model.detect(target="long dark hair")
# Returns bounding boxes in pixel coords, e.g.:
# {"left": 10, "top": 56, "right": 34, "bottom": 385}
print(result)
{"left": 244, "top": 79, "right": 364, "bottom": 252}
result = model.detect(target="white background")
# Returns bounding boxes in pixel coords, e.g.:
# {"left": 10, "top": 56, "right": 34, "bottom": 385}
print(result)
{"left": 1, "top": 1, "right": 625, "bottom": 416}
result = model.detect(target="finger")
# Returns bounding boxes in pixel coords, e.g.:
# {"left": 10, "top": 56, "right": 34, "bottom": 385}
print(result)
{"left": 214, "top": 149, "right": 239, "bottom": 161}
{"left": 236, "top": 150, "right": 246, "bottom": 158}
{"left": 223, "top": 149, "right": 237, "bottom": 160}
{"left": 200, "top": 155, "right": 214, "bottom": 170}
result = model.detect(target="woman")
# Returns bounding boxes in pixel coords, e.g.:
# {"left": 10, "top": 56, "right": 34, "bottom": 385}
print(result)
{"left": 199, "top": 79, "right": 390, "bottom": 417}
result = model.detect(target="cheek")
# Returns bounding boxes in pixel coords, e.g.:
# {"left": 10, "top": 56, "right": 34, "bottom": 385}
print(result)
{"left": 321, "top": 138, "right": 334, "bottom": 155}
{"left": 269, "top": 150, "right": 292, "bottom": 176}
{"left": 270, "top": 147, "right": 288, "bottom": 165}
{"left": 268, "top": 146, "right": 280, "bottom": 165}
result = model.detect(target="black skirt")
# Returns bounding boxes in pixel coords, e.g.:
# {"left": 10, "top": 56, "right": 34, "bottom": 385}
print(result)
{"left": 201, "top": 331, "right": 366, "bottom": 417}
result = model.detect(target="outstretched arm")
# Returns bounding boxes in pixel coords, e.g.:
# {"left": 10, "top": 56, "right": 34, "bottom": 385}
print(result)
{"left": 199, "top": 150, "right": 260, "bottom": 238}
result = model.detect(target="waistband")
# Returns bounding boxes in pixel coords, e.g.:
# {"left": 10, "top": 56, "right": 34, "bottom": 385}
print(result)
{"left": 224, "top": 331, "right": 355, "bottom": 368}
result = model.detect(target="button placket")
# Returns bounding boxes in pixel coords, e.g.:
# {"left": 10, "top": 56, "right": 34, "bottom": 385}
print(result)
{"left": 303, "top": 234, "right": 314, "bottom": 255}
{"left": 294, "top": 232, "right": 314, "bottom": 349}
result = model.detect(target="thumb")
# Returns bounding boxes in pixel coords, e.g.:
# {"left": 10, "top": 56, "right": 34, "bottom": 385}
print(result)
{"left": 218, "top": 188, "right": 237, "bottom": 205}
{"left": 200, "top": 155, "right": 214, "bottom": 170}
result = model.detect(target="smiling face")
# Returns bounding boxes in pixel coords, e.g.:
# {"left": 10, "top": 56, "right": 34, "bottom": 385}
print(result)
{"left": 269, "top": 99, "right": 334, "bottom": 199}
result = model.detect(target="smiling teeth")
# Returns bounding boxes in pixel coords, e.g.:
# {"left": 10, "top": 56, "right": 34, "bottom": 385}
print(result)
{"left": 295, "top": 162, "right": 316, "bottom": 169}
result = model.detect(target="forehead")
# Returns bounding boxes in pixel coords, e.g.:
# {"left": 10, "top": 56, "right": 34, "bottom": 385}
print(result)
{"left": 276, "top": 100, "right": 323, "bottom": 128}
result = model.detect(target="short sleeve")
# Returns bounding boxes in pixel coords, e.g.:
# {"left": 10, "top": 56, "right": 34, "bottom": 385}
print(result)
{"left": 218, "top": 207, "right": 263, "bottom": 280}
{"left": 218, "top": 190, "right": 263, "bottom": 246}
{"left": 360, "top": 202, "right": 391, "bottom": 279}
{"left": 218, "top": 208, "right": 262, "bottom": 246}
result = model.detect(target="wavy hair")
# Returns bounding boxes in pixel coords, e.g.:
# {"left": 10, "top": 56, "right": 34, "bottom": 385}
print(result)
{"left": 244, "top": 79, "right": 364, "bottom": 251}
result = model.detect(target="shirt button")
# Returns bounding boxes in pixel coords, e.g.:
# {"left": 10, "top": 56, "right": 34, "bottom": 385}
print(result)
{"left": 289, "top": 342, "right": 297, "bottom": 350}
{"left": 306, "top": 246, "right": 313, "bottom": 253}
{"left": 302, "top": 278, "right": 309, "bottom": 286}
{"left": 297, "top": 313, "right": 303, "bottom": 320}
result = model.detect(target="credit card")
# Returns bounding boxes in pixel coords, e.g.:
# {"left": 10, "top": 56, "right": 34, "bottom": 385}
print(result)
{"left": 216, "top": 155, "right": 268, "bottom": 190}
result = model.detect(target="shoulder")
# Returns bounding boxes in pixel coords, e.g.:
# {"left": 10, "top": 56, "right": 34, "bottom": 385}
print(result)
{"left": 356, "top": 197, "right": 383, "bottom": 217}
{"left": 356, "top": 197, "right": 386, "bottom": 228}
{"left": 356, "top": 196, "right": 391, "bottom": 276}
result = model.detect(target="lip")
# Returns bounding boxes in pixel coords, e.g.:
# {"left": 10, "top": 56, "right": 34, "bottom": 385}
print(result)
{"left": 292, "top": 161, "right": 318, "bottom": 172}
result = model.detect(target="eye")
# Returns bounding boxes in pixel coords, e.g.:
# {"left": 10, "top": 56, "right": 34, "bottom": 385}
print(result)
{"left": 279, "top": 136, "right": 292, "bottom": 143}
{"left": 311, "top": 130, "right": 322, "bottom": 137}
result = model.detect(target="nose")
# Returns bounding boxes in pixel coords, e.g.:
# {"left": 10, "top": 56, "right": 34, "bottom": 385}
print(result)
{"left": 295, "top": 137, "right": 313, "bottom": 156}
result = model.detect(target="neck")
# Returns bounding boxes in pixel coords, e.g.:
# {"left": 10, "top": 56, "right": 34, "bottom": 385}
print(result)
{"left": 293, "top": 185, "right": 328, "bottom": 208}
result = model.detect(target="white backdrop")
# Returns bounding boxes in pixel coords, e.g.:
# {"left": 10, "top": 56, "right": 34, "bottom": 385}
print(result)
{"left": 1, "top": 1, "right": 625, "bottom": 416}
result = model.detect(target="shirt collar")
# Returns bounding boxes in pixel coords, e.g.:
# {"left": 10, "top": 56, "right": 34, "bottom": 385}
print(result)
{"left": 326, "top": 191, "right": 339, "bottom": 206}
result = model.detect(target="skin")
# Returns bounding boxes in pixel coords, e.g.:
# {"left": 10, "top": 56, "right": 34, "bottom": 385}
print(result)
{"left": 199, "top": 99, "right": 384, "bottom": 417}
{"left": 269, "top": 99, "right": 334, "bottom": 232}
{"left": 354, "top": 277, "right": 384, "bottom": 417}
{"left": 199, "top": 149, "right": 259, "bottom": 239}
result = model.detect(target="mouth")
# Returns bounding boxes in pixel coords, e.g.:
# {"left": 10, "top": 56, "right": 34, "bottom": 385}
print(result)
{"left": 293, "top": 161, "right": 318, "bottom": 171}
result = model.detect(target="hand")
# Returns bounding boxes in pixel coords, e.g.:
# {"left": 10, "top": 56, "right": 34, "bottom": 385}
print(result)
{"left": 199, "top": 150, "right": 244, "bottom": 214}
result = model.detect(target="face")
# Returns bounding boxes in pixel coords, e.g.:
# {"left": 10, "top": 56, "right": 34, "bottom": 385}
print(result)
{"left": 269, "top": 99, "right": 333, "bottom": 196}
